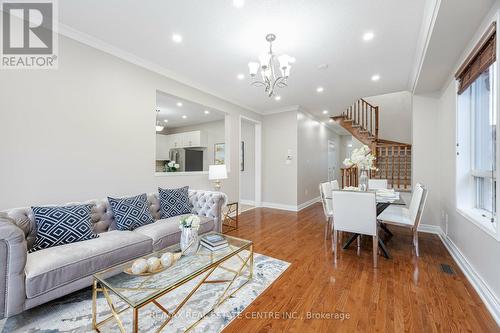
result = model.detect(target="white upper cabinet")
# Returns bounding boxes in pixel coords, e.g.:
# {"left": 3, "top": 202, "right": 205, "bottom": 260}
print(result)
{"left": 157, "top": 131, "right": 207, "bottom": 160}
{"left": 169, "top": 133, "right": 182, "bottom": 149}
{"left": 182, "top": 131, "right": 207, "bottom": 148}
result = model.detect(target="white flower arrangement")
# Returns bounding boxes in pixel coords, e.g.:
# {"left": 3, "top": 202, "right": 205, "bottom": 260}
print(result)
{"left": 343, "top": 145, "right": 377, "bottom": 170}
{"left": 165, "top": 160, "right": 180, "bottom": 172}
{"left": 179, "top": 214, "right": 201, "bottom": 229}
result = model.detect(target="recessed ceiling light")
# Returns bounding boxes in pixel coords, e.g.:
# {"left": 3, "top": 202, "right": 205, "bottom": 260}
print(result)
{"left": 163, "top": 119, "right": 169, "bottom": 123}
{"left": 204, "top": 110, "right": 210, "bottom": 114}
{"left": 316, "top": 86, "right": 324, "bottom": 93}
{"left": 371, "top": 74, "right": 380, "bottom": 81}
{"left": 329, "top": 118, "right": 334, "bottom": 123}
{"left": 176, "top": 102, "right": 183, "bottom": 107}
{"left": 363, "top": 32, "right": 375, "bottom": 41}
{"left": 172, "top": 34, "right": 183, "bottom": 43}
{"left": 237, "top": 73, "right": 245, "bottom": 80}
{"left": 274, "top": 95, "right": 281, "bottom": 101}
{"left": 233, "top": 0, "right": 245, "bottom": 8}
{"left": 182, "top": 115, "right": 187, "bottom": 119}
{"left": 322, "top": 110, "right": 329, "bottom": 114}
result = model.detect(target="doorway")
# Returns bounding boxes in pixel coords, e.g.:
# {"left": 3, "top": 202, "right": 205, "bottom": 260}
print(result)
{"left": 328, "top": 139, "right": 337, "bottom": 181}
{"left": 239, "top": 116, "right": 262, "bottom": 212}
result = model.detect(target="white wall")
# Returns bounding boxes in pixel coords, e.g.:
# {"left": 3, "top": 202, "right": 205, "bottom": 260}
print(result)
{"left": 433, "top": 77, "right": 500, "bottom": 323}
{"left": 240, "top": 119, "right": 255, "bottom": 202}
{"left": 262, "top": 111, "right": 298, "bottom": 208}
{"left": 297, "top": 111, "right": 341, "bottom": 206}
{"left": 412, "top": 94, "right": 441, "bottom": 227}
{"left": 0, "top": 35, "right": 261, "bottom": 209}
{"left": 412, "top": 1, "right": 500, "bottom": 321}
{"left": 364, "top": 90, "right": 413, "bottom": 144}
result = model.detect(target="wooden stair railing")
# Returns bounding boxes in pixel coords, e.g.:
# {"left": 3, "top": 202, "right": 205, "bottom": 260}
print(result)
{"left": 341, "top": 166, "right": 377, "bottom": 188}
{"left": 333, "top": 98, "right": 412, "bottom": 191}
{"left": 375, "top": 142, "right": 412, "bottom": 190}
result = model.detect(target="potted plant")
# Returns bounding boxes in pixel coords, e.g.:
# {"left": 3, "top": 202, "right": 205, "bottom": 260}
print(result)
{"left": 165, "top": 160, "right": 180, "bottom": 172}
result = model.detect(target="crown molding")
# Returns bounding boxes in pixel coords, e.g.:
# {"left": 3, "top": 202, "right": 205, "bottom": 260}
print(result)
{"left": 262, "top": 105, "right": 301, "bottom": 115}
{"left": 409, "top": 0, "right": 441, "bottom": 93}
{"left": 57, "top": 23, "right": 261, "bottom": 114}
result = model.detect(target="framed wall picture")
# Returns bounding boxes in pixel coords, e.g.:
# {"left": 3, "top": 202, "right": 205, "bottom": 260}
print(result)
{"left": 214, "top": 143, "right": 225, "bottom": 165}
{"left": 240, "top": 141, "right": 245, "bottom": 171}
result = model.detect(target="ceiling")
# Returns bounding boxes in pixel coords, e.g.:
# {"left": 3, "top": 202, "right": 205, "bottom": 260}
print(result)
{"left": 415, "top": 0, "right": 495, "bottom": 94}
{"left": 156, "top": 90, "right": 225, "bottom": 128}
{"left": 59, "top": 0, "right": 426, "bottom": 120}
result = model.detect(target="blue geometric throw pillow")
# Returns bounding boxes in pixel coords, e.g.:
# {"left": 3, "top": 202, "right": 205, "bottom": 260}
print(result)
{"left": 158, "top": 186, "right": 192, "bottom": 219}
{"left": 31, "top": 204, "right": 98, "bottom": 252}
{"left": 108, "top": 193, "right": 155, "bottom": 231}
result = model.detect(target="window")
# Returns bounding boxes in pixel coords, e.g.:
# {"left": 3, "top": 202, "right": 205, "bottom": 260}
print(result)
{"left": 456, "top": 22, "right": 498, "bottom": 234}
{"left": 468, "top": 65, "right": 496, "bottom": 217}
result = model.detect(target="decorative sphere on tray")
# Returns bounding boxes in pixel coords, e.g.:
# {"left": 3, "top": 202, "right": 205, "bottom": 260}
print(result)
{"left": 160, "top": 252, "right": 174, "bottom": 267}
{"left": 131, "top": 258, "right": 148, "bottom": 274}
{"left": 147, "top": 257, "right": 162, "bottom": 272}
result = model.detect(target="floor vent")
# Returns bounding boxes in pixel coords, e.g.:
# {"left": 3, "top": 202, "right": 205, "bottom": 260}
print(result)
{"left": 440, "top": 263, "right": 455, "bottom": 275}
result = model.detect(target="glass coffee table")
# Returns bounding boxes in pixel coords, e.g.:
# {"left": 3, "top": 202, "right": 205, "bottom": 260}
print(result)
{"left": 92, "top": 233, "right": 253, "bottom": 333}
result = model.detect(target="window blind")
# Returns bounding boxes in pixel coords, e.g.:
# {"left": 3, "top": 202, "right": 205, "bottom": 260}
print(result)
{"left": 455, "top": 22, "right": 496, "bottom": 95}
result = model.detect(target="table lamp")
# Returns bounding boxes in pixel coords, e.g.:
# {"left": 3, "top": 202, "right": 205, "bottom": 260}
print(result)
{"left": 208, "top": 165, "right": 227, "bottom": 191}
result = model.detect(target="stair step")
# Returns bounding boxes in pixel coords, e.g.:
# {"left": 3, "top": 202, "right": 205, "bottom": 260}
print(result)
{"left": 352, "top": 124, "right": 361, "bottom": 128}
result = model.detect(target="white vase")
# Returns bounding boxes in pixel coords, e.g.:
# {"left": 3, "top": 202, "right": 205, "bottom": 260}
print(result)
{"left": 359, "top": 169, "right": 369, "bottom": 191}
{"left": 180, "top": 227, "right": 199, "bottom": 256}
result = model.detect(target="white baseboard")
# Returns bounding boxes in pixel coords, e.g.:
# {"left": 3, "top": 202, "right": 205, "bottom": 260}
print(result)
{"left": 297, "top": 196, "right": 321, "bottom": 211}
{"left": 417, "top": 224, "right": 500, "bottom": 325}
{"left": 261, "top": 197, "right": 321, "bottom": 212}
{"left": 261, "top": 202, "right": 298, "bottom": 212}
{"left": 417, "top": 223, "right": 442, "bottom": 234}
{"left": 438, "top": 230, "right": 500, "bottom": 326}
{"left": 239, "top": 199, "right": 256, "bottom": 206}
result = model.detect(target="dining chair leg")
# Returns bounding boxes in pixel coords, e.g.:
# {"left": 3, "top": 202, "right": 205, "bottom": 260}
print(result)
{"left": 372, "top": 235, "right": 378, "bottom": 268}
{"left": 324, "top": 218, "right": 329, "bottom": 240}
{"left": 414, "top": 230, "right": 420, "bottom": 257}
{"left": 356, "top": 235, "right": 361, "bottom": 248}
{"left": 333, "top": 229, "right": 338, "bottom": 262}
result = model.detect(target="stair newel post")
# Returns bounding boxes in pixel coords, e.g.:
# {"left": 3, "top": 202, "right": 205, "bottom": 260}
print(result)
{"left": 375, "top": 106, "right": 379, "bottom": 141}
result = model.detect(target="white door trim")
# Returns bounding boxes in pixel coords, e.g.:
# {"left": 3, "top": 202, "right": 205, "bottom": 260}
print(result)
{"left": 239, "top": 116, "right": 262, "bottom": 207}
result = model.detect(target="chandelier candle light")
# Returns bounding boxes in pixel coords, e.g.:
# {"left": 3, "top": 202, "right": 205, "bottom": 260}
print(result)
{"left": 248, "top": 34, "right": 294, "bottom": 97}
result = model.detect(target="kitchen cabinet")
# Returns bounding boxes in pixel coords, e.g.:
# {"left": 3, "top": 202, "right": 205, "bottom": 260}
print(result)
{"left": 156, "top": 131, "right": 208, "bottom": 160}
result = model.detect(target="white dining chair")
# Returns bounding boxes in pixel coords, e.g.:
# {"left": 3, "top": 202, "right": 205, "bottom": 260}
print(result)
{"left": 319, "top": 182, "right": 334, "bottom": 239}
{"left": 331, "top": 191, "right": 379, "bottom": 267}
{"left": 330, "top": 179, "right": 340, "bottom": 190}
{"left": 368, "top": 179, "right": 388, "bottom": 190}
{"left": 377, "top": 183, "right": 428, "bottom": 256}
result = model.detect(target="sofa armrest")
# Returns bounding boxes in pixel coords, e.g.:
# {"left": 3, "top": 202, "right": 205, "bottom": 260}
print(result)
{"left": 0, "top": 213, "right": 27, "bottom": 319}
{"left": 188, "top": 190, "right": 228, "bottom": 233}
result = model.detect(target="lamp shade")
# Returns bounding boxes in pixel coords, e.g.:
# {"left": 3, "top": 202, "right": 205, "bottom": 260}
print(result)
{"left": 209, "top": 165, "right": 227, "bottom": 180}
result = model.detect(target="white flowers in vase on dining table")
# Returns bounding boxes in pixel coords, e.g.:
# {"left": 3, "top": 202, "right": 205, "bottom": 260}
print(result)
{"left": 343, "top": 145, "right": 376, "bottom": 170}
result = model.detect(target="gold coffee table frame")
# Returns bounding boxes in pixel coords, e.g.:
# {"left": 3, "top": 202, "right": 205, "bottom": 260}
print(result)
{"left": 92, "top": 235, "right": 253, "bottom": 333}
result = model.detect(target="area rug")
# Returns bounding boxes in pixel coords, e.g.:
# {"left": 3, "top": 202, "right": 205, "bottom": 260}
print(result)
{"left": 1, "top": 252, "right": 289, "bottom": 333}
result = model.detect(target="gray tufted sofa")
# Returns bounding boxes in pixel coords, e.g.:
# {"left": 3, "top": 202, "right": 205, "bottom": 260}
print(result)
{"left": 0, "top": 189, "right": 227, "bottom": 319}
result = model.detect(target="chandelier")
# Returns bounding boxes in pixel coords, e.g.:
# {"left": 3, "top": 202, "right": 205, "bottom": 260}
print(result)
{"left": 248, "top": 34, "right": 294, "bottom": 97}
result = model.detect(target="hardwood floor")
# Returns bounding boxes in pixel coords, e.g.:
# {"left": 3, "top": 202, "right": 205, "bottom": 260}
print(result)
{"left": 222, "top": 203, "right": 499, "bottom": 333}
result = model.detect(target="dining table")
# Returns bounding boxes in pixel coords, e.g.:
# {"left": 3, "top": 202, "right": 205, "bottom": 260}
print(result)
{"left": 326, "top": 189, "right": 406, "bottom": 259}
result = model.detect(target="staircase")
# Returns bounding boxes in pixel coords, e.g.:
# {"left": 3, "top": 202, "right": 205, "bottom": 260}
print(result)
{"left": 332, "top": 98, "right": 412, "bottom": 191}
